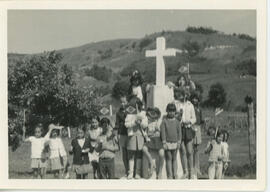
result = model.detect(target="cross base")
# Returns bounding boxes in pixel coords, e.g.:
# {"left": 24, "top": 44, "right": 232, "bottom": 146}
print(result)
{"left": 146, "top": 85, "right": 174, "bottom": 116}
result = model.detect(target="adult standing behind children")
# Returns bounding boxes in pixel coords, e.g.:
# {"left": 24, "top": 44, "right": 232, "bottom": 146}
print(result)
{"left": 174, "top": 88, "right": 196, "bottom": 179}
{"left": 115, "top": 94, "right": 129, "bottom": 178}
{"left": 190, "top": 93, "right": 203, "bottom": 178}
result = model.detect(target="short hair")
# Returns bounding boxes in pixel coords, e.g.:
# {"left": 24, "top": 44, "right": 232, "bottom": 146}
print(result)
{"left": 174, "top": 88, "right": 186, "bottom": 99}
{"left": 35, "top": 123, "right": 44, "bottom": 132}
{"left": 207, "top": 126, "right": 216, "bottom": 136}
{"left": 130, "top": 70, "right": 143, "bottom": 85}
{"left": 221, "top": 129, "right": 230, "bottom": 142}
{"left": 216, "top": 131, "right": 223, "bottom": 138}
{"left": 176, "top": 74, "right": 187, "bottom": 87}
{"left": 77, "top": 124, "right": 86, "bottom": 132}
{"left": 128, "top": 96, "right": 143, "bottom": 111}
{"left": 50, "top": 129, "right": 60, "bottom": 137}
{"left": 190, "top": 92, "right": 201, "bottom": 103}
{"left": 100, "top": 117, "right": 111, "bottom": 126}
{"left": 90, "top": 115, "right": 100, "bottom": 122}
{"left": 166, "top": 103, "right": 176, "bottom": 112}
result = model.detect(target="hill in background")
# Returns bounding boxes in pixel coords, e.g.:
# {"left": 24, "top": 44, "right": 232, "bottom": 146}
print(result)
{"left": 8, "top": 28, "right": 256, "bottom": 111}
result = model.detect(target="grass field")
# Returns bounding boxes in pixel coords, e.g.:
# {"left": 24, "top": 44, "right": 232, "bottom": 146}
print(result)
{"left": 9, "top": 111, "right": 255, "bottom": 179}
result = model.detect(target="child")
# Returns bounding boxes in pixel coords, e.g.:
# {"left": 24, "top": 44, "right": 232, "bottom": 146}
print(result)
{"left": 129, "top": 70, "right": 144, "bottom": 102}
{"left": 115, "top": 94, "right": 129, "bottom": 177}
{"left": 221, "top": 130, "right": 230, "bottom": 178}
{"left": 45, "top": 124, "right": 67, "bottom": 179}
{"left": 87, "top": 115, "right": 103, "bottom": 179}
{"left": 60, "top": 126, "right": 71, "bottom": 179}
{"left": 174, "top": 88, "right": 196, "bottom": 179}
{"left": 160, "top": 103, "right": 182, "bottom": 179}
{"left": 190, "top": 93, "right": 203, "bottom": 178}
{"left": 205, "top": 130, "right": 225, "bottom": 179}
{"left": 146, "top": 107, "right": 165, "bottom": 179}
{"left": 125, "top": 97, "right": 148, "bottom": 179}
{"left": 70, "top": 125, "right": 91, "bottom": 179}
{"left": 22, "top": 123, "right": 53, "bottom": 179}
{"left": 96, "top": 117, "right": 119, "bottom": 179}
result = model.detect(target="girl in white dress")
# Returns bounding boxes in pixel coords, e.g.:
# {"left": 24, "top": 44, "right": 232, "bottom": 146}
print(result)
{"left": 45, "top": 124, "right": 67, "bottom": 179}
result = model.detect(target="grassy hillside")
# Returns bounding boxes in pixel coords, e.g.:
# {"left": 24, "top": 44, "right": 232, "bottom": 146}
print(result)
{"left": 8, "top": 30, "right": 256, "bottom": 111}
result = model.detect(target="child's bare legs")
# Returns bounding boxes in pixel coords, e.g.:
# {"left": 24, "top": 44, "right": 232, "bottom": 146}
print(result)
{"left": 135, "top": 151, "right": 143, "bottom": 179}
{"left": 82, "top": 173, "right": 88, "bottom": 179}
{"left": 193, "top": 144, "right": 201, "bottom": 176}
{"left": 215, "top": 162, "right": 223, "bottom": 179}
{"left": 157, "top": 149, "right": 165, "bottom": 179}
{"left": 165, "top": 150, "right": 177, "bottom": 179}
{"left": 180, "top": 143, "right": 188, "bottom": 178}
{"left": 121, "top": 147, "right": 129, "bottom": 176}
{"left": 186, "top": 141, "right": 194, "bottom": 178}
{"left": 127, "top": 151, "right": 135, "bottom": 179}
{"left": 142, "top": 145, "right": 154, "bottom": 175}
{"left": 208, "top": 162, "right": 215, "bottom": 179}
{"left": 53, "top": 170, "right": 60, "bottom": 179}
{"left": 33, "top": 168, "right": 39, "bottom": 179}
{"left": 92, "top": 161, "right": 100, "bottom": 179}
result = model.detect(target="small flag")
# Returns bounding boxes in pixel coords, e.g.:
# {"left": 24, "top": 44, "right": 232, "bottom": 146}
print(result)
{"left": 67, "top": 126, "right": 71, "bottom": 138}
{"left": 178, "top": 65, "right": 189, "bottom": 74}
{"left": 126, "top": 106, "right": 136, "bottom": 114}
{"left": 100, "top": 107, "right": 110, "bottom": 116}
{"left": 215, "top": 108, "right": 223, "bottom": 116}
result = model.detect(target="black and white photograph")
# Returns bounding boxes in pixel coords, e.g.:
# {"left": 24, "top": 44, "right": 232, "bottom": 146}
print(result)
{"left": 0, "top": 0, "right": 267, "bottom": 191}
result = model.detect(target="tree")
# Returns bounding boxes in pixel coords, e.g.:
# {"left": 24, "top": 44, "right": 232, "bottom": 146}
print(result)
{"left": 112, "top": 80, "right": 130, "bottom": 99}
{"left": 182, "top": 40, "right": 201, "bottom": 57}
{"left": 8, "top": 51, "right": 102, "bottom": 136}
{"left": 206, "top": 83, "right": 227, "bottom": 108}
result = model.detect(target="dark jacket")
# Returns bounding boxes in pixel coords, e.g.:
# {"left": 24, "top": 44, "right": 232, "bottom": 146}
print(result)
{"left": 71, "top": 137, "right": 91, "bottom": 165}
{"left": 115, "top": 106, "right": 128, "bottom": 135}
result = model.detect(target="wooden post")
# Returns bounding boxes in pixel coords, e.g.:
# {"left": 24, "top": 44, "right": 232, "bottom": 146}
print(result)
{"left": 245, "top": 96, "right": 256, "bottom": 168}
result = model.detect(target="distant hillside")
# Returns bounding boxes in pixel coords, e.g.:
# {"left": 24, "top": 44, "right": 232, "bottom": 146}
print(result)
{"left": 8, "top": 29, "right": 256, "bottom": 111}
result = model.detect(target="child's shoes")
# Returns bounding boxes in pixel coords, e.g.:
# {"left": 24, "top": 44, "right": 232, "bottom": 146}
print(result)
{"left": 134, "top": 174, "right": 141, "bottom": 179}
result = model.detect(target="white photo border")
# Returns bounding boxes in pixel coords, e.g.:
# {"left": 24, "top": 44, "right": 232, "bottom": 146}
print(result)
{"left": 0, "top": 0, "right": 266, "bottom": 191}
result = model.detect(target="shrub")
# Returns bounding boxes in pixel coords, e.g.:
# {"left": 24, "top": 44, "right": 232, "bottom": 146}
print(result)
{"left": 84, "top": 64, "right": 113, "bottom": 82}
{"left": 206, "top": 83, "right": 227, "bottom": 108}
{"left": 186, "top": 26, "right": 218, "bottom": 35}
{"left": 235, "top": 59, "right": 256, "bottom": 76}
{"left": 139, "top": 38, "right": 152, "bottom": 51}
{"left": 112, "top": 80, "right": 130, "bottom": 99}
{"left": 182, "top": 40, "right": 201, "bottom": 57}
{"left": 237, "top": 33, "right": 256, "bottom": 41}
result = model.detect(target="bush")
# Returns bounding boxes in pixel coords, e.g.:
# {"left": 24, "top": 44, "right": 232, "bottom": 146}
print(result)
{"left": 84, "top": 64, "right": 113, "bottom": 82}
{"left": 112, "top": 80, "right": 130, "bottom": 99}
{"left": 206, "top": 83, "right": 227, "bottom": 108}
{"left": 98, "top": 48, "right": 113, "bottom": 60}
{"left": 182, "top": 40, "right": 201, "bottom": 57}
{"left": 237, "top": 33, "right": 256, "bottom": 41}
{"left": 139, "top": 38, "right": 152, "bottom": 51}
{"left": 186, "top": 26, "right": 218, "bottom": 35}
{"left": 235, "top": 59, "right": 256, "bottom": 76}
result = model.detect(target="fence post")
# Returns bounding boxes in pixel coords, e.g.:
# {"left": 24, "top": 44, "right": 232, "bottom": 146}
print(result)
{"left": 245, "top": 96, "right": 256, "bottom": 169}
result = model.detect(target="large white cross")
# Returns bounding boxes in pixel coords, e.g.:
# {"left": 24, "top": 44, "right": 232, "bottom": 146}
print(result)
{"left": 146, "top": 37, "right": 185, "bottom": 86}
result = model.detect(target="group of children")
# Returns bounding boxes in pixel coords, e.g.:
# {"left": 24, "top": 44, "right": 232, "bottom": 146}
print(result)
{"left": 19, "top": 70, "right": 230, "bottom": 179}
{"left": 22, "top": 116, "right": 118, "bottom": 179}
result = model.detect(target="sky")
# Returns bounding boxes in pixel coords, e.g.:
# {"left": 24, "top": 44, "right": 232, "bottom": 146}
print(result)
{"left": 8, "top": 10, "right": 256, "bottom": 54}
